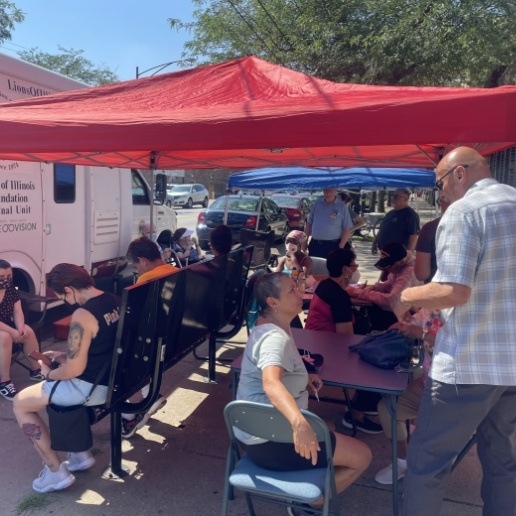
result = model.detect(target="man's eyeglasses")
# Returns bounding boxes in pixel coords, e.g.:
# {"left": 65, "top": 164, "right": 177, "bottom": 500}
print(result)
{"left": 434, "top": 164, "right": 469, "bottom": 190}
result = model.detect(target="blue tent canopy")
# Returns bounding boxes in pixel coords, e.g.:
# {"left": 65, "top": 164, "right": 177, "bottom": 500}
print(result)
{"left": 228, "top": 167, "right": 435, "bottom": 190}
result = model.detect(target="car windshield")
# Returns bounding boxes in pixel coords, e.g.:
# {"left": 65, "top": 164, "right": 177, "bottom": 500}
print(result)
{"left": 271, "top": 196, "right": 299, "bottom": 207}
{"left": 210, "top": 196, "right": 258, "bottom": 212}
{"left": 169, "top": 185, "right": 190, "bottom": 193}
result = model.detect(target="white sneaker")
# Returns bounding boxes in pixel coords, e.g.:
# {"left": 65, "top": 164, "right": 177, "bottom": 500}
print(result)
{"left": 375, "top": 459, "right": 407, "bottom": 485}
{"left": 65, "top": 451, "right": 96, "bottom": 472}
{"left": 32, "top": 462, "right": 75, "bottom": 493}
{"left": 147, "top": 393, "right": 167, "bottom": 417}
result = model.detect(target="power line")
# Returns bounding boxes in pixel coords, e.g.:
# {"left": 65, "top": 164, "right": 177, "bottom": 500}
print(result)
{"left": 255, "top": 0, "right": 294, "bottom": 51}
{"left": 224, "top": 0, "right": 285, "bottom": 63}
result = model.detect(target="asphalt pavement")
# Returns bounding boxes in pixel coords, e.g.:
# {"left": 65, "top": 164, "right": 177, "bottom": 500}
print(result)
{"left": 1, "top": 196, "right": 484, "bottom": 515}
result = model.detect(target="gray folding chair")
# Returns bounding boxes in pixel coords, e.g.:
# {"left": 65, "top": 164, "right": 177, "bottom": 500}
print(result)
{"left": 222, "top": 400, "right": 340, "bottom": 516}
{"left": 309, "top": 257, "right": 328, "bottom": 275}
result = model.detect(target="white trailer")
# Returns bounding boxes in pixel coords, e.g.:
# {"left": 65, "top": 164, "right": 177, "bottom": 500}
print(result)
{"left": 0, "top": 52, "right": 177, "bottom": 298}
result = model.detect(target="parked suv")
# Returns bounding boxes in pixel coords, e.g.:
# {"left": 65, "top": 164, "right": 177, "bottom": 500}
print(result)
{"left": 165, "top": 183, "right": 209, "bottom": 209}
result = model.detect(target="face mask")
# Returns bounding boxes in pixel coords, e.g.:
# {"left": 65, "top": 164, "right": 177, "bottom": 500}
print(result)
{"left": 64, "top": 302, "right": 80, "bottom": 314}
{"left": 350, "top": 270, "right": 361, "bottom": 284}
{"left": 149, "top": 232, "right": 157, "bottom": 241}
{"left": 0, "top": 276, "right": 12, "bottom": 289}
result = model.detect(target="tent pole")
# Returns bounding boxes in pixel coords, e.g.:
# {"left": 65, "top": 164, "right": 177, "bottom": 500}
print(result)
{"left": 149, "top": 151, "right": 157, "bottom": 235}
{"left": 256, "top": 191, "right": 264, "bottom": 231}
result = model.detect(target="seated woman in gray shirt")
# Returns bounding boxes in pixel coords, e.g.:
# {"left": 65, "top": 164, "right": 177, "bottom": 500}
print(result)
{"left": 236, "top": 273, "right": 371, "bottom": 508}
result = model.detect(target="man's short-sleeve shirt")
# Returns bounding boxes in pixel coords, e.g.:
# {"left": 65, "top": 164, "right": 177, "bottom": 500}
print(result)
{"left": 415, "top": 217, "right": 441, "bottom": 282}
{"left": 431, "top": 178, "right": 516, "bottom": 385}
{"left": 378, "top": 206, "right": 420, "bottom": 249}
{"left": 307, "top": 197, "right": 353, "bottom": 240}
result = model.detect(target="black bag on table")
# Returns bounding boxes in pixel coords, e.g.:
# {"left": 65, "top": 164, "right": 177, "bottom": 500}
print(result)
{"left": 349, "top": 329, "right": 423, "bottom": 371}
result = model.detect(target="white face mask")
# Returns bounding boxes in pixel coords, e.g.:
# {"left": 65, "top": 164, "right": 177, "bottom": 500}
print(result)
{"left": 350, "top": 270, "right": 361, "bottom": 284}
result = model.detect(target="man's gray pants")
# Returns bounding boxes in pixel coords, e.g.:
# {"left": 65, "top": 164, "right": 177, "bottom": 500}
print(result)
{"left": 402, "top": 379, "right": 516, "bottom": 516}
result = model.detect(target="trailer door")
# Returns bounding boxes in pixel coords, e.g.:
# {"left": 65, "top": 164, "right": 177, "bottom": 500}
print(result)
{"left": 42, "top": 164, "right": 87, "bottom": 272}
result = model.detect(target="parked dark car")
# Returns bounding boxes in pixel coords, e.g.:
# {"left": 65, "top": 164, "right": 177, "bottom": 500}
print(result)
{"left": 270, "top": 194, "right": 312, "bottom": 231}
{"left": 196, "top": 195, "right": 288, "bottom": 250}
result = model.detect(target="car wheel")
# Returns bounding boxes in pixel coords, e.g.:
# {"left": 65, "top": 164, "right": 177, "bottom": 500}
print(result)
{"left": 281, "top": 224, "right": 290, "bottom": 241}
{"left": 202, "top": 196, "right": 209, "bottom": 208}
{"left": 166, "top": 200, "right": 172, "bottom": 208}
{"left": 185, "top": 198, "right": 193, "bottom": 209}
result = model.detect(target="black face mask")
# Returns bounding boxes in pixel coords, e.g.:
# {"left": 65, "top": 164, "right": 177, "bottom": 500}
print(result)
{"left": 64, "top": 302, "right": 80, "bottom": 314}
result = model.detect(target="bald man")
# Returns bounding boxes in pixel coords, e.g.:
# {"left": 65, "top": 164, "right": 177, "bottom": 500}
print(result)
{"left": 399, "top": 147, "right": 516, "bottom": 516}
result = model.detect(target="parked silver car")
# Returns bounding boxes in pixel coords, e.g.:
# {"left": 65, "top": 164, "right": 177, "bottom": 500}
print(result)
{"left": 165, "top": 183, "right": 209, "bottom": 209}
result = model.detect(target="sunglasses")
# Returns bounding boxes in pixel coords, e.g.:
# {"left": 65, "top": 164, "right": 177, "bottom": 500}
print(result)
{"left": 435, "top": 164, "right": 468, "bottom": 190}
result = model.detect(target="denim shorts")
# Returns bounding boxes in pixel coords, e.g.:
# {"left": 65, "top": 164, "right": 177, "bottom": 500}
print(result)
{"left": 43, "top": 378, "right": 108, "bottom": 406}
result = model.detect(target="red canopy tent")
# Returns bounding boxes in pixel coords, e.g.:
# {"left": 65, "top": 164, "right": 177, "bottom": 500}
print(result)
{"left": 0, "top": 56, "right": 514, "bottom": 169}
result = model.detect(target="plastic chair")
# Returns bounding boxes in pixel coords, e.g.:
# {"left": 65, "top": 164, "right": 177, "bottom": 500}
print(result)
{"left": 240, "top": 229, "right": 275, "bottom": 269}
{"left": 309, "top": 257, "right": 328, "bottom": 275}
{"left": 222, "top": 400, "right": 340, "bottom": 516}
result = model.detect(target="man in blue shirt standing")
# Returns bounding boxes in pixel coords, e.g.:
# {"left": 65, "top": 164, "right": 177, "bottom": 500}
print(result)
{"left": 305, "top": 188, "right": 353, "bottom": 258}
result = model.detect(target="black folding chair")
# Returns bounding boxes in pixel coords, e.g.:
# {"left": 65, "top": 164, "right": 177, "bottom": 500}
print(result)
{"left": 239, "top": 229, "right": 275, "bottom": 270}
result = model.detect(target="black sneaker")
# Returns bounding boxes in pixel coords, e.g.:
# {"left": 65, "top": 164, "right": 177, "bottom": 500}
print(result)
{"left": 121, "top": 413, "right": 145, "bottom": 439}
{"left": 341, "top": 412, "right": 383, "bottom": 435}
{"left": 0, "top": 381, "right": 18, "bottom": 401}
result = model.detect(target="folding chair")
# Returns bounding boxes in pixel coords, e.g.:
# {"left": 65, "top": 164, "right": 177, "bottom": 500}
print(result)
{"left": 222, "top": 400, "right": 340, "bottom": 516}
{"left": 239, "top": 229, "right": 275, "bottom": 270}
{"left": 309, "top": 257, "right": 328, "bottom": 275}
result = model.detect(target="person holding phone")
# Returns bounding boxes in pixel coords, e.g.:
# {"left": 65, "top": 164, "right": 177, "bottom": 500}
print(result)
{"left": 12, "top": 263, "right": 120, "bottom": 494}
{"left": 0, "top": 259, "right": 45, "bottom": 401}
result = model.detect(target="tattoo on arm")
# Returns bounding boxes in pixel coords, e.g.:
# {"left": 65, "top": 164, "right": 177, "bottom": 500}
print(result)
{"left": 67, "top": 322, "right": 84, "bottom": 359}
{"left": 22, "top": 423, "right": 42, "bottom": 441}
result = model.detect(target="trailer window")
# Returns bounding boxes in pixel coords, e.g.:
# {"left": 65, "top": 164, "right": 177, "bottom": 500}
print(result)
{"left": 54, "top": 164, "right": 76, "bottom": 203}
{"left": 132, "top": 169, "right": 150, "bottom": 206}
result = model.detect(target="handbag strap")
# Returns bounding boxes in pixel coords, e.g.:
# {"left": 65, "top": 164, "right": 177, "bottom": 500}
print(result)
{"left": 47, "top": 360, "right": 111, "bottom": 406}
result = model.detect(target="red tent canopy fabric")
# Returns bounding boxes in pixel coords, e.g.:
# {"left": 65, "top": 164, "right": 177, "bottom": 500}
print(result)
{"left": 0, "top": 56, "right": 514, "bottom": 169}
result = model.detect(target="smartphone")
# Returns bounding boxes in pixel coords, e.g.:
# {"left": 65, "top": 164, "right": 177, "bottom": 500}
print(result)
{"left": 28, "top": 350, "right": 53, "bottom": 367}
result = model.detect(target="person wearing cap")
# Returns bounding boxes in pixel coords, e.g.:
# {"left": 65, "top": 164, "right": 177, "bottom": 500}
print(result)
{"left": 371, "top": 188, "right": 420, "bottom": 256}
{"left": 348, "top": 242, "right": 419, "bottom": 330}
{"left": 171, "top": 227, "right": 204, "bottom": 265}
{"left": 274, "top": 230, "right": 313, "bottom": 277}
{"left": 305, "top": 188, "right": 354, "bottom": 258}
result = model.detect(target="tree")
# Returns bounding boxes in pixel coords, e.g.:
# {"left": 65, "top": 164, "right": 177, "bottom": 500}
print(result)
{"left": 0, "top": 0, "right": 24, "bottom": 44}
{"left": 17, "top": 46, "right": 119, "bottom": 85}
{"left": 170, "top": 0, "right": 515, "bottom": 87}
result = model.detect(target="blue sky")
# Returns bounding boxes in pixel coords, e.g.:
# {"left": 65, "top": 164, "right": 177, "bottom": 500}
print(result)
{"left": 0, "top": 1, "right": 195, "bottom": 81}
